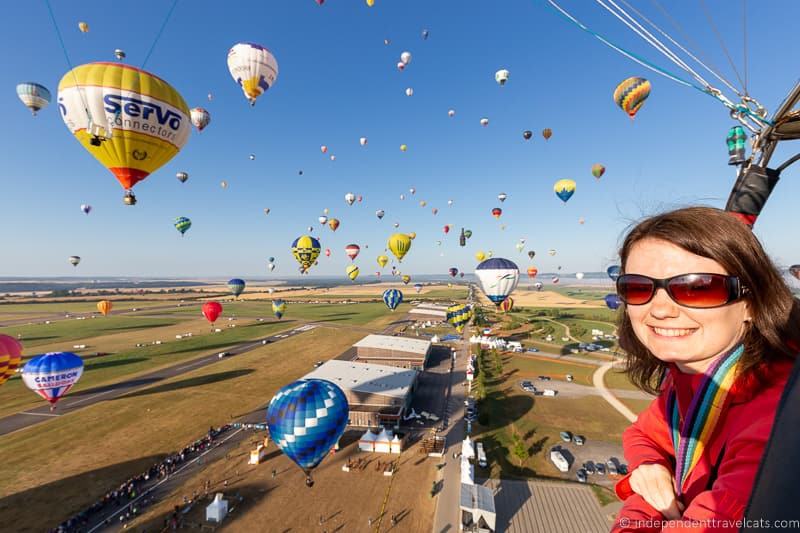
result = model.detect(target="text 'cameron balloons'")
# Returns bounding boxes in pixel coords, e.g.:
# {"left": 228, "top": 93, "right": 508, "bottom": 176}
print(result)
{"left": 17, "top": 82, "right": 51, "bottom": 115}
{"left": 605, "top": 293, "right": 622, "bottom": 310}
{"left": 228, "top": 43, "right": 279, "bottom": 106}
{"left": 58, "top": 63, "right": 191, "bottom": 204}
{"left": 0, "top": 335, "right": 23, "bottom": 387}
{"left": 292, "top": 235, "right": 321, "bottom": 273}
{"left": 607, "top": 265, "right": 621, "bottom": 282}
{"left": 475, "top": 258, "right": 520, "bottom": 305}
{"left": 97, "top": 300, "right": 112, "bottom": 316}
{"left": 614, "top": 77, "right": 651, "bottom": 119}
{"left": 227, "top": 278, "right": 246, "bottom": 298}
{"left": 387, "top": 233, "right": 412, "bottom": 262}
{"left": 272, "top": 299, "right": 287, "bottom": 319}
{"left": 22, "top": 352, "right": 84, "bottom": 407}
{"left": 266, "top": 379, "right": 349, "bottom": 487}
{"left": 554, "top": 179, "right": 576, "bottom": 203}
{"left": 382, "top": 289, "right": 403, "bottom": 311}
{"left": 202, "top": 301, "right": 223, "bottom": 324}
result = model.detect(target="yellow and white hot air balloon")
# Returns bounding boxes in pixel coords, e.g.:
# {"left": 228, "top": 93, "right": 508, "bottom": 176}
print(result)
{"left": 57, "top": 62, "right": 191, "bottom": 205}
{"left": 387, "top": 233, "right": 412, "bottom": 262}
{"left": 227, "top": 42, "right": 279, "bottom": 106}
{"left": 78, "top": 21, "right": 89, "bottom": 33}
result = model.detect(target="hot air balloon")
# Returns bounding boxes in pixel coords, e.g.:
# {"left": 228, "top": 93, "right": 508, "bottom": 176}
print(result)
{"left": 727, "top": 126, "right": 747, "bottom": 166}
{"left": 375, "top": 209, "right": 385, "bottom": 220}
{"left": 475, "top": 258, "right": 519, "bottom": 305}
{"left": 191, "top": 107, "right": 211, "bottom": 131}
{"left": 614, "top": 77, "right": 651, "bottom": 119}
{"left": 318, "top": 215, "right": 328, "bottom": 225}
{"left": 292, "top": 235, "right": 321, "bottom": 273}
{"left": 268, "top": 287, "right": 275, "bottom": 294}
{"left": 464, "top": 230, "right": 472, "bottom": 239}
{"left": 500, "top": 297, "right": 514, "bottom": 313}
{"left": 220, "top": 180, "right": 228, "bottom": 189}
{"left": 475, "top": 251, "right": 486, "bottom": 262}
{"left": 387, "top": 233, "right": 412, "bottom": 262}
{"left": 552, "top": 276, "right": 560, "bottom": 284}
{"left": 227, "top": 43, "right": 279, "bottom": 106}
{"left": 16, "top": 82, "right": 51, "bottom": 115}
{"left": 22, "top": 352, "right": 84, "bottom": 409}
{"left": 542, "top": 128, "right": 552, "bottom": 140}
{"left": 344, "top": 192, "right": 356, "bottom": 206}
{"left": 176, "top": 171, "right": 189, "bottom": 183}
{"left": 408, "top": 232, "right": 416, "bottom": 240}
{"left": 174, "top": 217, "right": 191, "bottom": 236}
{"left": 69, "top": 256, "right": 81, "bottom": 267}
{"left": 548, "top": 249, "right": 556, "bottom": 256}
{"left": 346, "top": 264, "right": 360, "bottom": 281}
{"left": 422, "top": 29, "right": 429, "bottom": 40}
{"left": 0, "top": 335, "right": 22, "bottom": 387}
{"left": 491, "top": 208, "right": 502, "bottom": 219}
{"left": 405, "top": 87, "right": 414, "bottom": 97}
{"left": 432, "top": 208, "right": 439, "bottom": 216}
{"left": 266, "top": 379, "right": 348, "bottom": 487}
{"left": 401, "top": 275, "right": 411, "bottom": 285}
{"left": 97, "top": 300, "right": 112, "bottom": 316}
{"left": 523, "top": 130, "right": 532, "bottom": 140}
{"left": 591, "top": 164, "right": 605, "bottom": 179}
{"left": 442, "top": 225, "right": 450, "bottom": 235}
{"left": 576, "top": 272, "right": 585, "bottom": 280}
{"left": 272, "top": 299, "right": 286, "bottom": 319}
{"left": 790, "top": 265, "right": 800, "bottom": 280}
{"left": 527, "top": 251, "right": 535, "bottom": 260}
{"left": 268, "top": 262, "right": 276, "bottom": 272}
{"left": 534, "top": 282, "right": 543, "bottom": 291}
{"left": 498, "top": 193, "right": 508, "bottom": 203}
{"left": 377, "top": 255, "right": 389, "bottom": 268}
{"left": 345, "top": 244, "right": 361, "bottom": 261}
{"left": 268, "top": 256, "right": 275, "bottom": 263}
{"left": 419, "top": 201, "right": 427, "bottom": 208}
{"left": 202, "top": 301, "right": 223, "bottom": 325}
{"left": 515, "top": 242, "right": 524, "bottom": 253}
{"left": 264, "top": 208, "right": 271, "bottom": 215}
{"left": 527, "top": 267, "right": 538, "bottom": 278}
{"left": 607, "top": 265, "right": 621, "bottom": 281}
{"left": 449, "top": 267, "right": 458, "bottom": 278}
{"left": 554, "top": 179, "right": 576, "bottom": 203}
{"left": 325, "top": 248, "right": 331, "bottom": 257}
{"left": 382, "top": 289, "right": 403, "bottom": 311}
{"left": 400, "top": 51, "right": 412, "bottom": 65}
{"left": 605, "top": 294, "right": 622, "bottom": 310}
{"left": 78, "top": 21, "right": 89, "bottom": 33}
{"left": 495, "top": 69, "right": 510, "bottom": 86}
{"left": 480, "top": 118, "right": 489, "bottom": 127}
{"left": 81, "top": 204, "right": 92, "bottom": 215}
{"left": 328, "top": 218, "right": 340, "bottom": 231}
{"left": 114, "top": 49, "right": 126, "bottom": 60}
{"left": 249, "top": 154, "right": 256, "bottom": 160}
{"left": 400, "top": 144, "right": 408, "bottom": 152}
{"left": 446, "top": 304, "right": 472, "bottom": 333}
{"left": 57, "top": 62, "right": 191, "bottom": 205}
{"left": 227, "top": 278, "right": 246, "bottom": 298}
{"left": 413, "top": 283, "right": 423, "bottom": 293}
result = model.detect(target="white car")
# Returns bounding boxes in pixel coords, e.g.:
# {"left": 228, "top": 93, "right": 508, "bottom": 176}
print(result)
{"left": 218, "top": 352, "right": 231, "bottom": 359}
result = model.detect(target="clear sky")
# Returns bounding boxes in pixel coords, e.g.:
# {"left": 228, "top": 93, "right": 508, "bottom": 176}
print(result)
{"left": 4, "top": 0, "right": 799, "bottom": 279}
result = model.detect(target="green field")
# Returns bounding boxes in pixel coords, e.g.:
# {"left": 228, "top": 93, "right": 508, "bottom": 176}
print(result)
{"left": 508, "top": 355, "right": 598, "bottom": 386}
{"left": 0, "top": 316, "right": 184, "bottom": 348}
{"left": 546, "top": 287, "right": 614, "bottom": 300}
{"left": 603, "top": 367, "right": 640, "bottom": 391}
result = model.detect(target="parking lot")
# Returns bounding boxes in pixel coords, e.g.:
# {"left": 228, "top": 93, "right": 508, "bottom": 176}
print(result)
{"left": 516, "top": 378, "right": 653, "bottom": 401}
{"left": 548, "top": 436, "right": 627, "bottom": 489}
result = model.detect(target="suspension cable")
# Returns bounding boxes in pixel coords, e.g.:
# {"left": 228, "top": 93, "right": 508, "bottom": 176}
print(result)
{"left": 742, "top": 0, "right": 748, "bottom": 95}
{"left": 141, "top": 0, "right": 179, "bottom": 70}
{"left": 697, "top": 0, "right": 747, "bottom": 92}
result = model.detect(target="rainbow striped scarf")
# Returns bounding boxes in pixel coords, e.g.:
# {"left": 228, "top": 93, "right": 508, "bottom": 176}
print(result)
{"left": 668, "top": 343, "right": 744, "bottom": 496}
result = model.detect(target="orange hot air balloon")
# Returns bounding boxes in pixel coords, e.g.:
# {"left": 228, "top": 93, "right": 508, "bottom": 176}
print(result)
{"left": 97, "top": 300, "right": 113, "bottom": 316}
{"left": 527, "top": 267, "right": 538, "bottom": 278}
{"left": 491, "top": 207, "right": 502, "bottom": 219}
{"left": 328, "top": 218, "right": 340, "bottom": 231}
{"left": 0, "top": 335, "right": 23, "bottom": 387}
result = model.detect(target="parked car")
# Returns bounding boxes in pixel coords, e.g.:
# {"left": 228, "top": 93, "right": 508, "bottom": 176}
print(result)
{"left": 618, "top": 463, "right": 629, "bottom": 475}
{"left": 218, "top": 352, "right": 230, "bottom": 359}
{"left": 559, "top": 431, "right": 573, "bottom": 442}
{"left": 476, "top": 442, "right": 488, "bottom": 468}
{"left": 595, "top": 463, "right": 606, "bottom": 475}
{"left": 573, "top": 435, "right": 586, "bottom": 446}
{"left": 576, "top": 469, "right": 588, "bottom": 483}
{"left": 527, "top": 347, "right": 539, "bottom": 353}
{"left": 583, "top": 462, "right": 596, "bottom": 474}
{"left": 538, "top": 375, "right": 551, "bottom": 381}
{"left": 606, "top": 459, "right": 619, "bottom": 475}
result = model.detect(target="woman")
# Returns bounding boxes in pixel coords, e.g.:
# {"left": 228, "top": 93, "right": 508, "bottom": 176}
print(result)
{"left": 611, "top": 207, "right": 799, "bottom": 532}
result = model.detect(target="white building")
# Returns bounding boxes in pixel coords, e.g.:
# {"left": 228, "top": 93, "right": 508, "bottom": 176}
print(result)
{"left": 460, "top": 483, "right": 496, "bottom": 532}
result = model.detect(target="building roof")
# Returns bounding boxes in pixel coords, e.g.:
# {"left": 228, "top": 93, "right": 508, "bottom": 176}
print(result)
{"left": 353, "top": 334, "right": 431, "bottom": 356}
{"left": 460, "top": 483, "right": 496, "bottom": 514}
{"left": 302, "top": 359, "right": 417, "bottom": 400}
{"left": 409, "top": 308, "right": 447, "bottom": 319}
{"left": 415, "top": 303, "right": 450, "bottom": 312}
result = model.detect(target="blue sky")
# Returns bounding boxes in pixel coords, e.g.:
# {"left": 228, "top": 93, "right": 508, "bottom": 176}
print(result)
{"left": 4, "top": 0, "right": 799, "bottom": 278}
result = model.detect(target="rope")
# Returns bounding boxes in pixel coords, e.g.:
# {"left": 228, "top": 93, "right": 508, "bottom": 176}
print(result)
{"left": 698, "top": 0, "right": 747, "bottom": 91}
{"left": 141, "top": 0, "right": 179, "bottom": 69}
{"left": 742, "top": 0, "right": 749, "bottom": 95}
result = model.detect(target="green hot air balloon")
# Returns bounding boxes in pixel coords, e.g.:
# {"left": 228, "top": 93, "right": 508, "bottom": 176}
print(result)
{"left": 174, "top": 217, "right": 192, "bottom": 236}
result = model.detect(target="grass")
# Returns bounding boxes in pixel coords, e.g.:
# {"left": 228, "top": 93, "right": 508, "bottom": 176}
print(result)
{"left": 1, "top": 316, "right": 183, "bottom": 348}
{"left": 508, "top": 355, "right": 598, "bottom": 386}
{"left": 546, "top": 287, "right": 614, "bottom": 300}
{"left": 0, "top": 299, "right": 173, "bottom": 317}
{"left": 0, "top": 327, "right": 365, "bottom": 532}
{"left": 603, "top": 367, "right": 641, "bottom": 392}
{"left": 618, "top": 398, "right": 654, "bottom": 416}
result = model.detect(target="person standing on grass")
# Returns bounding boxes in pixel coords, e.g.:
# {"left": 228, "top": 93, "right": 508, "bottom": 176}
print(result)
{"left": 610, "top": 207, "right": 800, "bottom": 532}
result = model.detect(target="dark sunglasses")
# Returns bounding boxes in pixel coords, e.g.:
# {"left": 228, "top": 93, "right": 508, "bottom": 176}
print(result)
{"left": 616, "top": 273, "right": 749, "bottom": 309}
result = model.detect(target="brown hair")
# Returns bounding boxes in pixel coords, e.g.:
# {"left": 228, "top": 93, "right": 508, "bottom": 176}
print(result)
{"left": 617, "top": 206, "right": 800, "bottom": 394}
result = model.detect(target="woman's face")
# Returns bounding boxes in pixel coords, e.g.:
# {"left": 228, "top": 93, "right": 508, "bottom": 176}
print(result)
{"left": 624, "top": 238, "right": 751, "bottom": 374}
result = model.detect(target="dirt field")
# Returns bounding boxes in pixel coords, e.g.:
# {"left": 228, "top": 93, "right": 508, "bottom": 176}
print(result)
{"left": 128, "top": 433, "right": 437, "bottom": 533}
{"left": 480, "top": 290, "right": 606, "bottom": 309}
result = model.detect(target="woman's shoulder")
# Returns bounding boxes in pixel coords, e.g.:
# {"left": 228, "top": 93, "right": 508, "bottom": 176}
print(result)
{"left": 730, "top": 356, "right": 795, "bottom": 405}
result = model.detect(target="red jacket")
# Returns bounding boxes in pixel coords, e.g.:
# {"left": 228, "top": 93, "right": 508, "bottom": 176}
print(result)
{"left": 612, "top": 358, "right": 794, "bottom": 532}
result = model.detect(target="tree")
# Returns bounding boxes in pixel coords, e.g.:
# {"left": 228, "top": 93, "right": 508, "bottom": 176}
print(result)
{"left": 512, "top": 432, "right": 528, "bottom": 467}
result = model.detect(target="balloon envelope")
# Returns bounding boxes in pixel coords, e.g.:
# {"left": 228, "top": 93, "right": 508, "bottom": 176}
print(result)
{"left": 605, "top": 293, "right": 622, "bottom": 310}
{"left": 227, "top": 42, "right": 279, "bottom": 106}
{"left": 475, "top": 258, "right": 519, "bottom": 305}
{"left": 554, "top": 179, "right": 576, "bottom": 203}
{"left": 387, "top": 233, "right": 412, "bottom": 262}
{"left": 0, "top": 335, "right": 22, "bottom": 387}
{"left": 97, "top": 300, "right": 112, "bottom": 316}
{"left": 17, "top": 82, "right": 51, "bottom": 115}
{"left": 272, "top": 299, "right": 287, "bottom": 319}
{"left": 227, "top": 278, "right": 246, "bottom": 297}
{"left": 382, "top": 289, "right": 403, "bottom": 311}
{"left": 607, "top": 265, "right": 621, "bottom": 282}
{"left": 22, "top": 352, "right": 84, "bottom": 405}
{"left": 202, "top": 301, "right": 223, "bottom": 324}
{"left": 174, "top": 217, "right": 191, "bottom": 235}
{"left": 614, "top": 77, "right": 651, "bottom": 119}
{"left": 292, "top": 235, "right": 322, "bottom": 272}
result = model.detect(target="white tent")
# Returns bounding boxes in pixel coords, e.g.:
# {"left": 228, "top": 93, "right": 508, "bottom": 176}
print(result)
{"left": 460, "top": 456, "right": 475, "bottom": 485}
{"left": 374, "top": 428, "right": 392, "bottom": 454}
{"left": 462, "top": 436, "right": 475, "bottom": 460}
{"left": 391, "top": 434, "right": 402, "bottom": 454}
{"left": 206, "top": 493, "right": 228, "bottom": 523}
{"left": 359, "top": 430, "right": 377, "bottom": 452}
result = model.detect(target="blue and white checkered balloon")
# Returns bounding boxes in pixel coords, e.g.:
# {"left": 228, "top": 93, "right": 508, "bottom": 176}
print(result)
{"left": 382, "top": 288, "right": 403, "bottom": 311}
{"left": 266, "top": 379, "right": 349, "bottom": 485}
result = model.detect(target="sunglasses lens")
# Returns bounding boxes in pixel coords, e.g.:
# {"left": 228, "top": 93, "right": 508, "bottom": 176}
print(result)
{"left": 617, "top": 275, "right": 655, "bottom": 305}
{"left": 668, "top": 274, "right": 731, "bottom": 308}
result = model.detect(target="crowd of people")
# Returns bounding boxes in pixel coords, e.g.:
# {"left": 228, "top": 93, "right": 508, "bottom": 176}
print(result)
{"left": 50, "top": 424, "right": 233, "bottom": 533}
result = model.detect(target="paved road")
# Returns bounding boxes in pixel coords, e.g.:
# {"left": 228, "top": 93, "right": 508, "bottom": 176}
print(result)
{"left": 0, "top": 325, "right": 318, "bottom": 437}
{"left": 593, "top": 361, "right": 638, "bottom": 423}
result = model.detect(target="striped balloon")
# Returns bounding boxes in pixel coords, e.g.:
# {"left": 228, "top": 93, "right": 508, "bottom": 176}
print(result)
{"left": 500, "top": 297, "right": 514, "bottom": 313}
{"left": 475, "top": 258, "right": 519, "bottom": 305}
{"left": 16, "top": 82, "right": 51, "bottom": 115}
{"left": 174, "top": 217, "right": 192, "bottom": 235}
{"left": 272, "top": 299, "right": 287, "bottom": 319}
{"left": 346, "top": 264, "right": 359, "bottom": 281}
{"left": 266, "top": 379, "right": 348, "bottom": 486}
{"left": 0, "top": 335, "right": 22, "bottom": 387}
{"left": 446, "top": 304, "right": 473, "bottom": 333}
{"left": 614, "top": 77, "right": 651, "bottom": 119}
{"left": 382, "top": 289, "right": 403, "bottom": 311}
{"left": 292, "top": 235, "right": 321, "bottom": 272}
{"left": 22, "top": 352, "right": 84, "bottom": 407}
{"left": 227, "top": 278, "right": 246, "bottom": 298}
